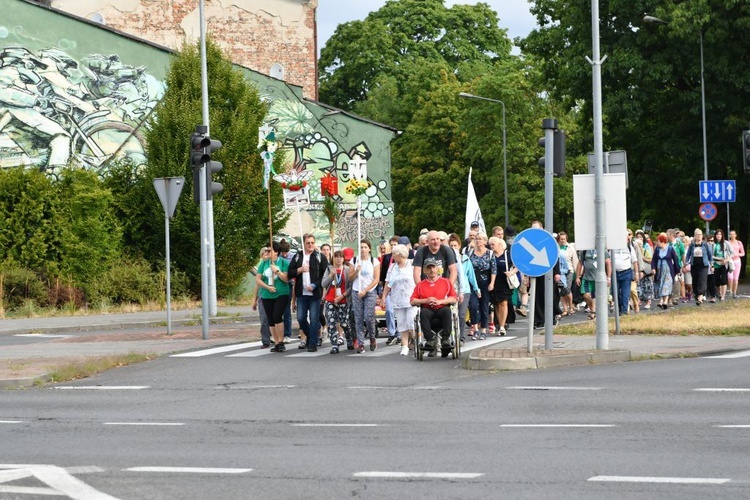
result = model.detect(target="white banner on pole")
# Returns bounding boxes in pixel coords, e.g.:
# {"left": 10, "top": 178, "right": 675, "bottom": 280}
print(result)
{"left": 464, "top": 168, "right": 486, "bottom": 238}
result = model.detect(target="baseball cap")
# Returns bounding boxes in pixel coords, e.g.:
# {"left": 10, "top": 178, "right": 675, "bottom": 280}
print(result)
{"left": 342, "top": 248, "right": 354, "bottom": 260}
{"left": 419, "top": 228, "right": 429, "bottom": 235}
{"left": 470, "top": 221, "right": 479, "bottom": 227}
{"left": 423, "top": 257, "right": 438, "bottom": 268}
{"left": 398, "top": 236, "right": 410, "bottom": 245}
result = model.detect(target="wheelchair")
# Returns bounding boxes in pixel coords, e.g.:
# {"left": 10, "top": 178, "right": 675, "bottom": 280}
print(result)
{"left": 413, "top": 304, "right": 461, "bottom": 361}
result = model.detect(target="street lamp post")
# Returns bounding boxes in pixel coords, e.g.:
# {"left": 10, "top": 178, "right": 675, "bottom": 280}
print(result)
{"left": 459, "top": 92, "right": 509, "bottom": 228}
{"left": 644, "top": 15, "right": 709, "bottom": 233}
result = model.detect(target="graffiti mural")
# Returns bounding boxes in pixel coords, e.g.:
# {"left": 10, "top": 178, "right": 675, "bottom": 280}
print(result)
{"left": 0, "top": 42, "right": 162, "bottom": 176}
{"left": 264, "top": 97, "right": 395, "bottom": 247}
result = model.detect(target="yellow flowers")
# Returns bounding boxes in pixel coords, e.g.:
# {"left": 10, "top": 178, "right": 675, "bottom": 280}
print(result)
{"left": 345, "top": 178, "right": 371, "bottom": 196}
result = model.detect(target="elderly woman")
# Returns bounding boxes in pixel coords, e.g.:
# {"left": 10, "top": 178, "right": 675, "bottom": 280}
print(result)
{"left": 255, "top": 241, "right": 290, "bottom": 352}
{"left": 350, "top": 239, "right": 380, "bottom": 353}
{"left": 652, "top": 233, "right": 681, "bottom": 309}
{"left": 380, "top": 244, "right": 417, "bottom": 356}
{"left": 685, "top": 228, "right": 713, "bottom": 305}
{"left": 468, "top": 231, "right": 496, "bottom": 340}
{"left": 488, "top": 236, "right": 516, "bottom": 336}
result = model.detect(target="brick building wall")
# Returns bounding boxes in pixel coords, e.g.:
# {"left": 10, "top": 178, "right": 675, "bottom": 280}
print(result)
{"left": 48, "top": 0, "right": 318, "bottom": 99}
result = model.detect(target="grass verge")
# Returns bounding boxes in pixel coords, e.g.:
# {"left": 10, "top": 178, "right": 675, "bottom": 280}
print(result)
{"left": 555, "top": 300, "right": 750, "bottom": 336}
{"left": 34, "top": 353, "right": 156, "bottom": 386}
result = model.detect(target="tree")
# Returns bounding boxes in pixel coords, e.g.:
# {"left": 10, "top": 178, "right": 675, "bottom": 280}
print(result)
{"left": 107, "top": 39, "right": 286, "bottom": 296}
{"left": 520, "top": 0, "right": 750, "bottom": 234}
{"left": 319, "top": 0, "right": 512, "bottom": 117}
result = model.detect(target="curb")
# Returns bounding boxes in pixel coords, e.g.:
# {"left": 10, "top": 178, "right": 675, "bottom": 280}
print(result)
{"left": 466, "top": 349, "right": 632, "bottom": 371}
{"left": 0, "top": 375, "right": 45, "bottom": 389}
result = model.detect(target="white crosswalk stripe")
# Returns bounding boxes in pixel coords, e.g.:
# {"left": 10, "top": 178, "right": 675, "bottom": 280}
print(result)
{"left": 170, "top": 335, "right": 518, "bottom": 359}
{"left": 704, "top": 350, "right": 750, "bottom": 359}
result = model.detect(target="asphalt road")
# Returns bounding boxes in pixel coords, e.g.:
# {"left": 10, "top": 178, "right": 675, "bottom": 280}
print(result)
{"left": 2, "top": 345, "right": 750, "bottom": 499}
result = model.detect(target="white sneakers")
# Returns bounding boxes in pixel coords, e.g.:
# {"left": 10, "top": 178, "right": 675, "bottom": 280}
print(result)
{"left": 400, "top": 346, "right": 409, "bottom": 356}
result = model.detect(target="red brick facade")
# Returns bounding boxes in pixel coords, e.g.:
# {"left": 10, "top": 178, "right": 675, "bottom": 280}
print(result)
{"left": 48, "top": 0, "right": 318, "bottom": 98}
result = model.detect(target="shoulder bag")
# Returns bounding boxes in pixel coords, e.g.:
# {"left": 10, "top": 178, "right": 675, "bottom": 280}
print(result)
{"left": 505, "top": 251, "right": 520, "bottom": 289}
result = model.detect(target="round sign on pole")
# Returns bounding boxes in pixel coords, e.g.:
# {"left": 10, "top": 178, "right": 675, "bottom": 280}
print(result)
{"left": 699, "top": 203, "right": 718, "bottom": 222}
{"left": 510, "top": 228, "right": 558, "bottom": 278}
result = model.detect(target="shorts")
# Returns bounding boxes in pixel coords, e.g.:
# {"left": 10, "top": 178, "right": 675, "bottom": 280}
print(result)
{"left": 581, "top": 279, "right": 596, "bottom": 296}
{"left": 394, "top": 306, "right": 417, "bottom": 334}
{"left": 682, "top": 270, "right": 692, "bottom": 286}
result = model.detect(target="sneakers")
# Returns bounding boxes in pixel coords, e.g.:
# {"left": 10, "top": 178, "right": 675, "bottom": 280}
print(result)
{"left": 356, "top": 345, "right": 365, "bottom": 354}
{"left": 330, "top": 346, "right": 339, "bottom": 354}
{"left": 307, "top": 346, "right": 318, "bottom": 352}
{"left": 337, "top": 336, "right": 346, "bottom": 346}
{"left": 478, "top": 333, "right": 487, "bottom": 340}
{"left": 488, "top": 324, "right": 496, "bottom": 334}
{"left": 298, "top": 342, "right": 307, "bottom": 350}
{"left": 370, "top": 338, "right": 377, "bottom": 351}
{"left": 516, "top": 306, "right": 528, "bottom": 317}
{"left": 385, "top": 335, "right": 398, "bottom": 346}
{"left": 498, "top": 326, "right": 506, "bottom": 336}
{"left": 400, "top": 346, "right": 409, "bottom": 356}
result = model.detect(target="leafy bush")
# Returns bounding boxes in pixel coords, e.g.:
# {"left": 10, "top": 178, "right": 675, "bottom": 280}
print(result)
{"left": 88, "top": 257, "right": 163, "bottom": 305}
{"left": 0, "top": 266, "right": 48, "bottom": 310}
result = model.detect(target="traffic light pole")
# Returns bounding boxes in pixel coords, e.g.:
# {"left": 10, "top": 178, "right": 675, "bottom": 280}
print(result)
{"left": 199, "top": 0, "right": 213, "bottom": 337}
{"left": 542, "top": 119, "right": 556, "bottom": 347}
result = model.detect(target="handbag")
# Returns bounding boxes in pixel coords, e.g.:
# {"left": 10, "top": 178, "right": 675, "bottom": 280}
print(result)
{"left": 641, "top": 262, "right": 652, "bottom": 276}
{"left": 504, "top": 251, "right": 520, "bottom": 289}
{"left": 727, "top": 258, "right": 735, "bottom": 272}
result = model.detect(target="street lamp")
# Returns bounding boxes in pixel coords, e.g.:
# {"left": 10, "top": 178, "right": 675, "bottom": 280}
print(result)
{"left": 643, "top": 15, "right": 709, "bottom": 232}
{"left": 459, "top": 92, "right": 509, "bottom": 228}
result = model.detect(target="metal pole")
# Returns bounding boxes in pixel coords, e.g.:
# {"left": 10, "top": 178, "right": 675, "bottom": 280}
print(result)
{"left": 199, "top": 0, "right": 210, "bottom": 339}
{"left": 590, "top": 0, "right": 609, "bottom": 349}
{"left": 527, "top": 278, "right": 536, "bottom": 354}
{"left": 542, "top": 119, "right": 556, "bottom": 348}
{"left": 502, "top": 102, "right": 508, "bottom": 228}
{"left": 165, "top": 215, "right": 172, "bottom": 335}
{"left": 700, "top": 30, "right": 709, "bottom": 236}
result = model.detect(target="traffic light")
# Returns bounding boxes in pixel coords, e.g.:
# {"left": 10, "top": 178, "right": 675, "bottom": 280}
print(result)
{"left": 538, "top": 129, "right": 566, "bottom": 177}
{"left": 191, "top": 132, "right": 210, "bottom": 204}
{"left": 204, "top": 138, "right": 223, "bottom": 200}
{"left": 743, "top": 130, "right": 750, "bottom": 174}
{"left": 189, "top": 130, "right": 223, "bottom": 203}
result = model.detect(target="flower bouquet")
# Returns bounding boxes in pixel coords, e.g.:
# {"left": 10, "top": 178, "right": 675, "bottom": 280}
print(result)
{"left": 346, "top": 178, "right": 371, "bottom": 197}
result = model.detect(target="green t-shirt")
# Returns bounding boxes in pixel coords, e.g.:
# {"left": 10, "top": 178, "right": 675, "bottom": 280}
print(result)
{"left": 670, "top": 239, "right": 685, "bottom": 267}
{"left": 257, "top": 258, "right": 290, "bottom": 299}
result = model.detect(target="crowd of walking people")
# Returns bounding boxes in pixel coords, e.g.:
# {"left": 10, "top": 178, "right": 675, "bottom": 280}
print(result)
{"left": 251, "top": 224, "right": 746, "bottom": 355}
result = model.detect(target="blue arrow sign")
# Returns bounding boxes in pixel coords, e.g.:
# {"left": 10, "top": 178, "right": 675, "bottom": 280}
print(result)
{"left": 510, "top": 228, "right": 558, "bottom": 278}
{"left": 699, "top": 180, "right": 736, "bottom": 203}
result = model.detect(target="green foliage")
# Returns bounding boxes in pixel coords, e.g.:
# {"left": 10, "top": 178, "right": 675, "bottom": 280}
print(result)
{"left": 0, "top": 265, "right": 48, "bottom": 310}
{"left": 56, "top": 169, "right": 122, "bottom": 292}
{"left": 87, "top": 256, "right": 162, "bottom": 305}
{"left": 520, "top": 0, "right": 750, "bottom": 233}
{"left": 111, "top": 39, "right": 285, "bottom": 297}
{"left": 0, "top": 168, "right": 64, "bottom": 276}
{"left": 319, "top": 0, "right": 511, "bottom": 113}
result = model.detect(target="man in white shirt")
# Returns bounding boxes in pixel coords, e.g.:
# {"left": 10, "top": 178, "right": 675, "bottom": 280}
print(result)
{"left": 611, "top": 230, "right": 639, "bottom": 315}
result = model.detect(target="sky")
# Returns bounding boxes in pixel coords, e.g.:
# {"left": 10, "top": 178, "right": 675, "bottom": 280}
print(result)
{"left": 316, "top": 0, "right": 538, "bottom": 53}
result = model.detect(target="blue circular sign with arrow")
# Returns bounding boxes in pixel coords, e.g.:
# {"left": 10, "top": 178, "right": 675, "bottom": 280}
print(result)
{"left": 510, "top": 228, "right": 558, "bottom": 278}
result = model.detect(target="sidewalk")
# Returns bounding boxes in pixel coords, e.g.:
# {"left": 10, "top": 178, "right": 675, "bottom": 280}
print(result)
{"left": 2, "top": 295, "right": 749, "bottom": 387}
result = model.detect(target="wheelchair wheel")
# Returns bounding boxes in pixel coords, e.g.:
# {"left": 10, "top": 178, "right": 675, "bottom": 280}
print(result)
{"left": 451, "top": 306, "right": 461, "bottom": 359}
{"left": 413, "top": 311, "right": 424, "bottom": 361}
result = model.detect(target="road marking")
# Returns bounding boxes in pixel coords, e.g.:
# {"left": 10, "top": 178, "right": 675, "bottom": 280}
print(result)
{"left": 226, "top": 349, "right": 274, "bottom": 358}
{"left": 501, "top": 424, "right": 616, "bottom": 428}
{"left": 715, "top": 425, "right": 750, "bottom": 428}
{"left": 353, "top": 471, "right": 483, "bottom": 479}
{"left": 103, "top": 422, "right": 185, "bottom": 426}
{"left": 54, "top": 386, "right": 149, "bottom": 390}
{"left": 216, "top": 384, "right": 296, "bottom": 390}
{"left": 125, "top": 467, "right": 252, "bottom": 474}
{"left": 0, "top": 421, "right": 23, "bottom": 424}
{"left": 286, "top": 350, "right": 330, "bottom": 358}
{"left": 695, "top": 388, "right": 750, "bottom": 392}
{"left": 291, "top": 423, "right": 381, "bottom": 427}
{"left": 460, "top": 336, "right": 517, "bottom": 353}
{"left": 704, "top": 350, "right": 750, "bottom": 359}
{"left": 347, "top": 386, "right": 393, "bottom": 390}
{"left": 171, "top": 341, "right": 263, "bottom": 357}
{"left": 588, "top": 475, "right": 730, "bottom": 485}
{"left": 506, "top": 386, "right": 603, "bottom": 391}
{"left": 0, "top": 464, "right": 119, "bottom": 499}
{"left": 14, "top": 333, "right": 75, "bottom": 339}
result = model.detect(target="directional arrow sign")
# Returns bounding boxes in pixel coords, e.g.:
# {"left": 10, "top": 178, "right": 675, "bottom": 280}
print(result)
{"left": 699, "top": 180, "right": 736, "bottom": 203}
{"left": 510, "top": 228, "right": 558, "bottom": 277}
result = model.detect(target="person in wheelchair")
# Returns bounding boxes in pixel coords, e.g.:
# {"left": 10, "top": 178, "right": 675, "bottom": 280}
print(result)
{"left": 410, "top": 258, "right": 457, "bottom": 357}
